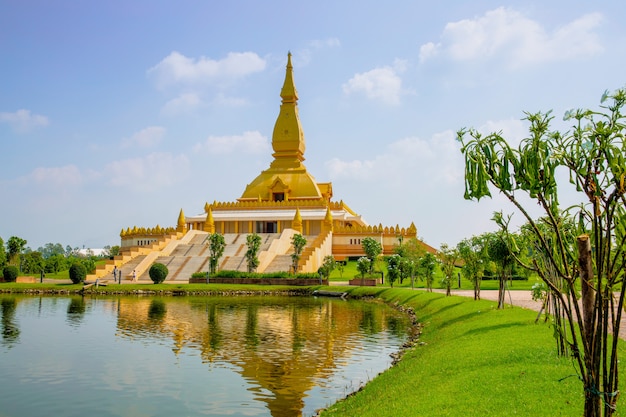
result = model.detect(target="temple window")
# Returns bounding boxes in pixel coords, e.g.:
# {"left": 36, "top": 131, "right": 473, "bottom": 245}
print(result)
{"left": 273, "top": 192, "right": 285, "bottom": 202}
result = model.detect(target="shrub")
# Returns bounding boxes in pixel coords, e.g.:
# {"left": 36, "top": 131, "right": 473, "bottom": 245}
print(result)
{"left": 149, "top": 263, "right": 168, "bottom": 284}
{"left": 2, "top": 266, "right": 19, "bottom": 282}
{"left": 69, "top": 263, "right": 87, "bottom": 284}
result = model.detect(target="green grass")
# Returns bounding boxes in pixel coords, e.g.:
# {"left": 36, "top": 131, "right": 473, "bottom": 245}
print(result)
{"left": 321, "top": 288, "right": 625, "bottom": 416}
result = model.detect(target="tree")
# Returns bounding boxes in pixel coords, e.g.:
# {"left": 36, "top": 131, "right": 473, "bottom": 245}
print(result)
{"left": 0, "top": 237, "right": 6, "bottom": 269}
{"left": 68, "top": 263, "right": 87, "bottom": 284}
{"left": 6, "top": 236, "right": 27, "bottom": 266}
{"left": 457, "top": 89, "right": 626, "bottom": 416}
{"left": 361, "top": 237, "right": 382, "bottom": 275}
{"left": 457, "top": 235, "right": 488, "bottom": 300}
{"left": 45, "top": 254, "right": 67, "bottom": 274}
{"left": 245, "top": 233, "right": 262, "bottom": 273}
{"left": 318, "top": 255, "right": 336, "bottom": 279}
{"left": 206, "top": 233, "right": 226, "bottom": 275}
{"left": 356, "top": 257, "right": 370, "bottom": 281}
{"left": 486, "top": 231, "right": 514, "bottom": 309}
{"left": 418, "top": 252, "right": 437, "bottom": 292}
{"left": 385, "top": 254, "right": 401, "bottom": 288}
{"left": 21, "top": 252, "right": 45, "bottom": 274}
{"left": 290, "top": 234, "right": 307, "bottom": 274}
{"left": 2, "top": 265, "right": 19, "bottom": 282}
{"left": 394, "top": 238, "right": 425, "bottom": 285}
{"left": 438, "top": 244, "right": 459, "bottom": 296}
{"left": 149, "top": 263, "right": 169, "bottom": 284}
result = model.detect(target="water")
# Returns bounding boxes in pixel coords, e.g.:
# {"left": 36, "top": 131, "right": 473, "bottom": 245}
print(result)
{"left": 0, "top": 295, "right": 410, "bottom": 417}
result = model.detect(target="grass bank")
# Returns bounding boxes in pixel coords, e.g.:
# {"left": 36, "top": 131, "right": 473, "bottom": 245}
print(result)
{"left": 321, "top": 288, "right": 625, "bottom": 417}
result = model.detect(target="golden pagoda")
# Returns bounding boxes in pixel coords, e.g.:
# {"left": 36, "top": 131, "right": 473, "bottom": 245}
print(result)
{"left": 114, "top": 53, "right": 430, "bottom": 280}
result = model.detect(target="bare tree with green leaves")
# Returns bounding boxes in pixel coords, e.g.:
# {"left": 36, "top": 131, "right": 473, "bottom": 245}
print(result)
{"left": 290, "top": 234, "right": 307, "bottom": 274}
{"left": 205, "top": 233, "right": 226, "bottom": 275}
{"left": 245, "top": 233, "right": 262, "bottom": 273}
{"left": 457, "top": 89, "right": 626, "bottom": 417}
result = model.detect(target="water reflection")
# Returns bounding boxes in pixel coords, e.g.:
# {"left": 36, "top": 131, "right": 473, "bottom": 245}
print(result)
{"left": 66, "top": 296, "right": 86, "bottom": 326}
{"left": 114, "top": 296, "right": 408, "bottom": 417}
{"left": 1, "top": 295, "right": 409, "bottom": 417}
{"left": 1, "top": 297, "right": 20, "bottom": 348}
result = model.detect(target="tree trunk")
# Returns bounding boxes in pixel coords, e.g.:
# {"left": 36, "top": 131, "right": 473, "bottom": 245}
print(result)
{"left": 577, "top": 235, "right": 603, "bottom": 417}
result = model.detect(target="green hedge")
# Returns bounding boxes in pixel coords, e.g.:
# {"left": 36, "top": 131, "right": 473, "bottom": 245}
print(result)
{"left": 191, "top": 270, "right": 319, "bottom": 279}
{"left": 2, "top": 266, "right": 19, "bottom": 282}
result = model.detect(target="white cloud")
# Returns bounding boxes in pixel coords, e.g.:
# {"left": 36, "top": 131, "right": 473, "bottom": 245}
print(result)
{"left": 148, "top": 51, "right": 266, "bottom": 89}
{"left": 419, "top": 7, "right": 603, "bottom": 68}
{"left": 24, "top": 164, "right": 83, "bottom": 187}
{"left": 105, "top": 152, "right": 190, "bottom": 191}
{"left": 326, "top": 129, "right": 462, "bottom": 186}
{"left": 161, "top": 93, "right": 202, "bottom": 115}
{"left": 309, "top": 38, "right": 341, "bottom": 49}
{"left": 193, "top": 131, "right": 270, "bottom": 155}
{"left": 121, "top": 126, "right": 166, "bottom": 148}
{"left": 0, "top": 109, "right": 49, "bottom": 133}
{"left": 342, "top": 61, "right": 407, "bottom": 105}
{"left": 211, "top": 93, "right": 249, "bottom": 107}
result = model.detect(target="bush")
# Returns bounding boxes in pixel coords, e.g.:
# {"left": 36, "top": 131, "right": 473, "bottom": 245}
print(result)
{"left": 2, "top": 266, "right": 19, "bottom": 282}
{"left": 69, "top": 263, "right": 87, "bottom": 284}
{"left": 149, "top": 263, "right": 168, "bottom": 284}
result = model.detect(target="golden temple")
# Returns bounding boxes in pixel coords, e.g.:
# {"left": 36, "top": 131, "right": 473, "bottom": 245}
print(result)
{"left": 100, "top": 53, "right": 432, "bottom": 281}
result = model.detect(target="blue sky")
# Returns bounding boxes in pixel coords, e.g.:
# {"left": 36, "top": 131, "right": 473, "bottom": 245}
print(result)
{"left": 1, "top": 0, "right": 624, "bottom": 251}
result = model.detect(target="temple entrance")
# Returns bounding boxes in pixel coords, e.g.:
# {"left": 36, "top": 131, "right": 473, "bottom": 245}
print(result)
{"left": 256, "top": 221, "right": 278, "bottom": 233}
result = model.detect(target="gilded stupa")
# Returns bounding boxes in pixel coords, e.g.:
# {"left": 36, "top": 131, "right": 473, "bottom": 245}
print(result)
{"left": 108, "top": 53, "right": 430, "bottom": 281}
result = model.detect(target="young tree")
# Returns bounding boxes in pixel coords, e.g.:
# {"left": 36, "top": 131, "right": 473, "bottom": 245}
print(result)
{"left": 457, "top": 89, "right": 626, "bottom": 416}
{"left": 438, "top": 244, "right": 459, "bottom": 296}
{"left": 418, "top": 252, "right": 437, "bottom": 292}
{"left": 290, "top": 234, "right": 307, "bottom": 274}
{"left": 205, "top": 233, "right": 226, "bottom": 275}
{"left": 457, "top": 235, "right": 488, "bottom": 300}
{"left": 318, "top": 255, "right": 336, "bottom": 279}
{"left": 245, "top": 233, "right": 262, "bottom": 273}
{"left": 486, "top": 231, "right": 514, "bottom": 309}
{"left": 361, "top": 237, "right": 382, "bottom": 274}
{"left": 385, "top": 254, "right": 401, "bottom": 288}
{"left": 356, "top": 257, "right": 371, "bottom": 281}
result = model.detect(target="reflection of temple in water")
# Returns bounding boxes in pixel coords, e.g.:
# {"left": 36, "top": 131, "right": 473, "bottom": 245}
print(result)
{"left": 115, "top": 297, "right": 404, "bottom": 416}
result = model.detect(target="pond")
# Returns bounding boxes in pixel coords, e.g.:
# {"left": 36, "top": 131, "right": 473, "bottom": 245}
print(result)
{"left": 0, "top": 294, "right": 411, "bottom": 417}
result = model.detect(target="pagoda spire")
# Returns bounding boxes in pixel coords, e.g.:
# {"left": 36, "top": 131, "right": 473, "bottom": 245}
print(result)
{"left": 204, "top": 208, "right": 215, "bottom": 233}
{"left": 270, "top": 52, "right": 306, "bottom": 167}
{"left": 292, "top": 207, "right": 303, "bottom": 234}
{"left": 176, "top": 209, "right": 187, "bottom": 233}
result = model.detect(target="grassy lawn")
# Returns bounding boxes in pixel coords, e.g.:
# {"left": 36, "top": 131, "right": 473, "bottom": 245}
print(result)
{"left": 321, "top": 288, "right": 622, "bottom": 416}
